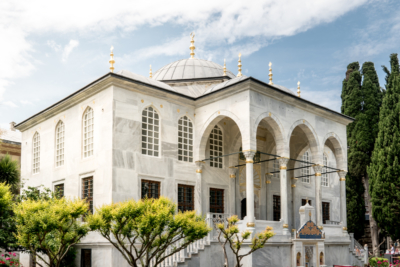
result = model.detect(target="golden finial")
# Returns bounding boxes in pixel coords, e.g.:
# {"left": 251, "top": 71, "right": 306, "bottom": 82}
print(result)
{"left": 297, "top": 81, "right": 301, "bottom": 97}
{"left": 189, "top": 32, "right": 195, "bottom": 59}
{"left": 109, "top": 46, "right": 115, "bottom": 73}
{"left": 237, "top": 53, "right": 242, "bottom": 77}
{"left": 268, "top": 62, "right": 273, "bottom": 84}
{"left": 223, "top": 59, "right": 227, "bottom": 76}
{"left": 149, "top": 65, "right": 152, "bottom": 78}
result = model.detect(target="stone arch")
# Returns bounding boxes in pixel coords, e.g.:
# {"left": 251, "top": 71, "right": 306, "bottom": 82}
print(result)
{"left": 296, "top": 252, "right": 302, "bottom": 266}
{"left": 287, "top": 119, "right": 321, "bottom": 164}
{"left": 320, "top": 252, "right": 324, "bottom": 265}
{"left": 196, "top": 110, "right": 245, "bottom": 160}
{"left": 322, "top": 132, "right": 346, "bottom": 170}
{"left": 142, "top": 104, "right": 162, "bottom": 119}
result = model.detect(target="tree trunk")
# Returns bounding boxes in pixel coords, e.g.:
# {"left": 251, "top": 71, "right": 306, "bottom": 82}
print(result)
{"left": 362, "top": 175, "right": 380, "bottom": 257}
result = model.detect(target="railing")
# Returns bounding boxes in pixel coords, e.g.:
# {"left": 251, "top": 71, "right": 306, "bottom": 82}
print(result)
{"left": 206, "top": 213, "right": 231, "bottom": 241}
{"left": 325, "top": 220, "right": 340, "bottom": 225}
{"left": 349, "top": 233, "right": 368, "bottom": 264}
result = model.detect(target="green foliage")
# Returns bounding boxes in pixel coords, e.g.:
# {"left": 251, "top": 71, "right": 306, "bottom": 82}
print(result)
{"left": 369, "top": 257, "right": 389, "bottom": 267}
{"left": 0, "top": 154, "right": 20, "bottom": 190}
{"left": 14, "top": 197, "right": 90, "bottom": 267}
{"left": 345, "top": 173, "right": 365, "bottom": 238}
{"left": 368, "top": 72, "right": 400, "bottom": 239}
{"left": 87, "top": 196, "right": 210, "bottom": 267}
{"left": 216, "top": 215, "right": 275, "bottom": 267}
{"left": 0, "top": 182, "right": 19, "bottom": 251}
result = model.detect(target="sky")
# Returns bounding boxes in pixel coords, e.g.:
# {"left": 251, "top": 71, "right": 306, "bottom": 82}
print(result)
{"left": 0, "top": 0, "right": 399, "bottom": 130}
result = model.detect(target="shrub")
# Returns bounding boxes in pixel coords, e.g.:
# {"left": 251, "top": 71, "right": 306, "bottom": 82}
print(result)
{"left": 369, "top": 257, "right": 389, "bottom": 267}
{"left": 0, "top": 252, "right": 21, "bottom": 267}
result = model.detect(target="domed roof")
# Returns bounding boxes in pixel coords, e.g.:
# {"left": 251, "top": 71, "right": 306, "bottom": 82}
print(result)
{"left": 153, "top": 58, "right": 236, "bottom": 81}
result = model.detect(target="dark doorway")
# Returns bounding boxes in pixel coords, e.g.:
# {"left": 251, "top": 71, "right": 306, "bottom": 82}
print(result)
{"left": 241, "top": 198, "right": 247, "bottom": 219}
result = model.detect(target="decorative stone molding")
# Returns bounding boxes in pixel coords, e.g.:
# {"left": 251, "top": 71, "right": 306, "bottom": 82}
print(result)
{"left": 291, "top": 177, "right": 298, "bottom": 188}
{"left": 195, "top": 161, "right": 205, "bottom": 173}
{"left": 229, "top": 166, "right": 237, "bottom": 178}
{"left": 265, "top": 173, "right": 273, "bottom": 184}
{"left": 283, "top": 224, "right": 289, "bottom": 228}
{"left": 246, "top": 222, "right": 255, "bottom": 227}
{"left": 243, "top": 151, "right": 256, "bottom": 161}
{"left": 312, "top": 164, "right": 324, "bottom": 175}
{"left": 337, "top": 170, "right": 347, "bottom": 180}
{"left": 277, "top": 157, "right": 289, "bottom": 168}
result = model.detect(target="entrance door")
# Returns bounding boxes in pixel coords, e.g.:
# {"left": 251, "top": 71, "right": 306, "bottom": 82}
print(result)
{"left": 241, "top": 198, "right": 247, "bottom": 219}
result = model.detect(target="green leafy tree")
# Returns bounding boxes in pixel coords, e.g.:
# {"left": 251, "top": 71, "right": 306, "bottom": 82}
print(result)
{"left": 216, "top": 215, "right": 274, "bottom": 267}
{"left": 368, "top": 61, "right": 400, "bottom": 241}
{"left": 87, "top": 197, "right": 210, "bottom": 267}
{"left": 0, "top": 182, "right": 19, "bottom": 252}
{"left": 0, "top": 154, "right": 20, "bottom": 190}
{"left": 14, "top": 197, "right": 90, "bottom": 267}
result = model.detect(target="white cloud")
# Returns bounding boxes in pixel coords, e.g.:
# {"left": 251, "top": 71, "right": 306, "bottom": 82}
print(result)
{"left": 47, "top": 40, "right": 61, "bottom": 52}
{"left": 20, "top": 100, "right": 33, "bottom": 105}
{"left": 62, "top": 40, "right": 79, "bottom": 62}
{"left": 302, "top": 88, "right": 342, "bottom": 112}
{"left": 1, "top": 101, "right": 18, "bottom": 108}
{"left": 0, "top": 0, "right": 370, "bottom": 101}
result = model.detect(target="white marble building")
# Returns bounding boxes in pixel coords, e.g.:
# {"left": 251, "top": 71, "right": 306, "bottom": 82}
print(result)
{"left": 15, "top": 37, "right": 362, "bottom": 267}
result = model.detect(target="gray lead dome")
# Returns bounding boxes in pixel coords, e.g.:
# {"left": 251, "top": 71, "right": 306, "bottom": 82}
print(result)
{"left": 153, "top": 58, "right": 236, "bottom": 81}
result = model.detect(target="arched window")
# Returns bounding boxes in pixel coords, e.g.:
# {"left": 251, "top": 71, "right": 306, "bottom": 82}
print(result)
{"left": 209, "top": 125, "right": 223, "bottom": 168}
{"left": 55, "top": 121, "right": 65, "bottom": 167}
{"left": 178, "top": 116, "right": 193, "bottom": 162}
{"left": 142, "top": 107, "right": 159, "bottom": 157}
{"left": 322, "top": 154, "right": 329, "bottom": 187}
{"left": 301, "top": 151, "right": 311, "bottom": 183}
{"left": 83, "top": 107, "right": 94, "bottom": 158}
{"left": 32, "top": 132, "right": 40, "bottom": 174}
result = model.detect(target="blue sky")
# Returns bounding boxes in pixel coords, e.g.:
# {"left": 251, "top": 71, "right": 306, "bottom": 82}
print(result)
{"left": 0, "top": 0, "right": 399, "bottom": 129}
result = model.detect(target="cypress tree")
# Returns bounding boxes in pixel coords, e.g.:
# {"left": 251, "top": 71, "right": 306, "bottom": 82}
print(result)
{"left": 341, "top": 62, "right": 360, "bottom": 114}
{"left": 368, "top": 55, "right": 400, "bottom": 240}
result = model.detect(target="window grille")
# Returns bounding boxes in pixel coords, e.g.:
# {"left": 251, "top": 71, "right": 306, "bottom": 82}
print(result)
{"left": 322, "top": 202, "right": 330, "bottom": 224}
{"left": 55, "top": 184, "right": 64, "bottom": 198}
{"left": 82, "top": 177, "right": 93, "bottom": 214}
{"left": 209, "top": 125, "right": 223, "bottom": 168}
{"left": 178, "top": 184, "right": 194, "bottom": 212}
{"left": 210, "top": 188, "right": 224, "bottom": 213}
{"left": 141, "top": 180, "right": 160, "bottom": 199}
{"left": 301, "top": 151, "right": 311, "bottom": 183}
{"left": 83, "top": 107, "right": 94, "bottom": 158}
{"left": 178, "top": 116, "right": 193, "bottom": 162}
{"left": 273, "top": 195, "right": 281, "bottom": 221}
{"left": 322, "top": 154, "right": 329, "bottom": 187}
{"left": 55, "top": 121, "right": 65, "bottom": 167}
{"left": 32, "top": 132, "right": 40, "bottom": 174}
{"left": 141, "top": 107, "right": 159, "bottom": 157}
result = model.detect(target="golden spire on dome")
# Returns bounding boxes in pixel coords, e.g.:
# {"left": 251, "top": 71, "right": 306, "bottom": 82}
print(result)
{"left": 223, "top": 59, "right": 227, "bottom": 76}
{"left": 237, "top": 53, "right": 242, "bottom": 77}
{"left": 109, "top": 46, "right": 115, "bottom": 73}
{"left": 189, "top": 32, "right": 195, "bottom": 59}
{"left": 268, "top": 62, "right": 273, "bottom": 84}
{"left": 297, "top": 81, "right": 301, "bottom": 97}
{"left": 149, "top": 65, "right": 152, "bottom": 78}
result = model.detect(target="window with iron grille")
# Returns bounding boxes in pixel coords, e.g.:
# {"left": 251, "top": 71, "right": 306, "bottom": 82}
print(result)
{"left": 273, "top": 195, "right": 281, "bottom": 221}
{"left": 178, "top": 184, "right": 194, "bottom": 212}
{"left": 141, "top": 180, "right": 160, "bottom": 199}
{"left": 209, "top": 126, "right": 223, "bottom": 168}
{"left": 322, "top": 202, "right": 330, "bottom": 224}
{"left": 82, "top": 177, "right": 93, "bottom": 214}
{"left": 302, "top": 199, "right": 312, "bottom": 206}
{"left": 210, "top": 188, "right": 224, "bottom": 213}
{"left": 32, "top": 132, "right": 40, "bottom": 174}
{"left": 81, "top": 249, "right": 91, "bottom": 267}
{"left": 55, "top": 121, "right": 65, "bottom": 167}
{"left": 141, "top": 107, "right": 160, "bottom": 157}
{"left": 178, "top": 116, "right": 193, "bottom": 162}
{"left": 322, "top": 154, "right": 329, "bottom": 187}
{"left": 301, "top": 151, "right": 311, "bottom": 183}
{"left": 55, "top": 184, "right": 64, "bottom": 198}
{"left": 83, "top": 107, "right": 94, "bottom": 158}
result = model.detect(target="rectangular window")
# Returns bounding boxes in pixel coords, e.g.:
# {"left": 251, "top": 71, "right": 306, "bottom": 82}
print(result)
{"left": 302, "top": 199, "right": 312, "bottom": 206}
{"left": 178, "top": 184, "right": 194, "bottom": 212}
{"left": 301, "top": 152, "right": 311, "bottom": 183}
{"left": 81, "top": 249, "right": 91, "bottom": 267}
{"left": 210, "top": 188, "right": 224, "bottom": 213}
{"left": 209, "top": 126, "right": 223, "bottom": 168}
{"left": 322, "top": 154, "right": 329, "bottom": 187}
{"left": 273, "top": 195, "right": 281, "bottom": 221}
{"left": 55, "top": 183, "right": 64, "bottom": 198}
{"left": 322, "top": 202, "right": 330, "bottom": 224}
{"left": 141, "top": 180, "right": 160, "bottom": 199}
{"left": 82, "top": 177, "right": 93, "bottom": 214}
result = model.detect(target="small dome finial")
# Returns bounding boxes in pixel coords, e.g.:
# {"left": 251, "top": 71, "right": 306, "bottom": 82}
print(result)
{"left": 109, "top": 46, "right": 115, "bottom": 73}
{"left": 237, "top": 53, "right": 242, "bottom": 77}
{"left": 223, "top": 59, "right": 227, "bottom": 76}
{"left": 297, "top": 81, "right": 301, "bottom": 97}
{"left": 149, "top": 64, "right": 152, "bottom": 78}
{"left": 268, "top": 62, "right": 273, "bottom": 85}
{"left": 189, "top": 32, "right": 195, "bottom": 59}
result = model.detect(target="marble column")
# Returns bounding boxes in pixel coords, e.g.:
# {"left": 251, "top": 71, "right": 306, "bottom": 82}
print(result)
{"left": 195, "top": 161, "right": 205, "bottom": 215}
{"left": 265, "top": 172, "right": 273, "bottom": 220}
{"left": 229, "top": 166, "right": 238, "bottom": 215}
{"left": 291, "top": 177, "right": 298, "bottom": 230}
{"left": 313, "top": 164, "right": 324, "bottom": 229}
{"left": 337, "top": 170, "right": 348, "bottom": 232}
{"left": 243, "top": 151, "right": 256, "bottom": 230}
{"left": 278, "top": 157, "right": 289, "bottom": 234}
